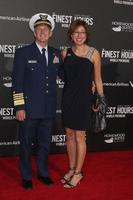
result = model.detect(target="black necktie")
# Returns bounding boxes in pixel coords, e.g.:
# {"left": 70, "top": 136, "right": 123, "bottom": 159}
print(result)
{"left": 42, "top": 48, "right": 46, "bottom": 65}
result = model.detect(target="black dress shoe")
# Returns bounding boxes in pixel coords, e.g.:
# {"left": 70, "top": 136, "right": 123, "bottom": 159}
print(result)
{"left": 38, "top": 175, "right": 54, "bottom": 186}
{"left": 22, "top": 179, "right": 33, "bottom": 190}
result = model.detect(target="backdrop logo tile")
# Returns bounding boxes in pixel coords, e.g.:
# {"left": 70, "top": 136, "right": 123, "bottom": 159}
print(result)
{"left": 103, "top": 82, "right": 130, "bottom": 87}
{"left": 0, "top": 15, "right": 29, "bottom": 22}
{"left": 0, "top": 43, "right": 28, "bottom": 79}
{"left": 0, "top": 44, "right": 16, "bottom": 58}
{"left": 52, "top": 13, "right": 73, "bottom": 28}
{"left": 114, "top": 0, "right": 133, "bottom": 5}
{"left": 104, "top": 133, "right": 126, "bottom": 143}
{"left": 101, "top": 48, "right": 133, "bottom": 63}
{"left": 112, "top": 21, "right": 133, "bottom": 32}
{"left": 3, "top": 76, "right": 12, "bottom": 88}
{"left": 0, "top": 107, "right": 16, "bottom": 120}
{"left": 106, "top": 105, "right": 133, "bottom": 118}
{"left": 73, "top": 14, "right": 94, "bottom": 25}
{"left": 0, "top": 44, "right": 26, "bottom": 59}
{"left": 0, "top": 140, "right": 20, "bottom": 146}
{"left": 51, "top": 134, "right": 66, "bottom": 146}
{"left": 52, "top": 12, "right": 94, "bottom": 28}
{"left": 56, "top": 77, "right": 64, "bottom": 89}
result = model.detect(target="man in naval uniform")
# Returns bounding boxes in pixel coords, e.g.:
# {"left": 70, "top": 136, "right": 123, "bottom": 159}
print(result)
{"left": 12, "top": 13, "right": 62, "bottom": 190}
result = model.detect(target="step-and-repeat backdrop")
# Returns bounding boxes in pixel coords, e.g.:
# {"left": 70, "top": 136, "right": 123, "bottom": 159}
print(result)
{"left": 0, "top": 0, "right": 133, "bottom": 156}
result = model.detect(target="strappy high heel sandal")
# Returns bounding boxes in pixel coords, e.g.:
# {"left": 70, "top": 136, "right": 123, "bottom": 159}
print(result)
{"left": 63, "top": 171, "right": 83, "bottom": 188}
{"left": 60, "top": 167, "right": 75, "bottom": 184}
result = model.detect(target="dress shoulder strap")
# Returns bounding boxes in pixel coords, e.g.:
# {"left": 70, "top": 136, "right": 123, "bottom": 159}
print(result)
{"left": 86, "top": 47, "right": 95, "bottom": 62}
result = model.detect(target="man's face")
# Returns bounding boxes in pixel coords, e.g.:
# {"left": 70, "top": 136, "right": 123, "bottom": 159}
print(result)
{"left": 34, "top": 24, "right": 52, "bottom": 44}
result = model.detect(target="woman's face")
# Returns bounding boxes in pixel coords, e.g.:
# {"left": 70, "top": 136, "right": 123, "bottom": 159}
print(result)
{"left": 71, "top": 25, "right": 87, "bottom": 45}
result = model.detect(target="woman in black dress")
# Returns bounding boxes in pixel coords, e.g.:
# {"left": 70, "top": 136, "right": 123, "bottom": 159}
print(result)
{"left": 61, "top": 20, "right": 104, "bottom": 188}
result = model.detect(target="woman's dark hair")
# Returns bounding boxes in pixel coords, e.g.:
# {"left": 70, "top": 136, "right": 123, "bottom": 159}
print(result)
{"left": 68, "top": 20, "right": 90, "bottom": 44}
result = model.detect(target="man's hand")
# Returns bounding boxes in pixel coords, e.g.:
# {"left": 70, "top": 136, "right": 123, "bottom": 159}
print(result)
{"left": 16, "top": 110, "right": 26, "bottom": 121}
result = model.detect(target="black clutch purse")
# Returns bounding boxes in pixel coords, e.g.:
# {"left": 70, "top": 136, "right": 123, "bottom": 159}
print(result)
{"left": 89, "top": 93, "right": 107, "bottom": 133}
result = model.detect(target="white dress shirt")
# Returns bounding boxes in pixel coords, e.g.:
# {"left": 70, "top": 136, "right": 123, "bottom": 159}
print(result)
{"left": 35, "top": 42, "right": 48, "bottom": 65}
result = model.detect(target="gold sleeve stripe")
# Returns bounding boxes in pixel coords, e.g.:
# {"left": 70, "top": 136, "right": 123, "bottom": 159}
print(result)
{"left": 13, "top": 95, "right": 24, "bottom": 98}
{"left": 13, "top": 93, "right": 24, "bottom": 97}
{"left": 13, "top": 92, "right": 24, "bottom": 95}
{"left": 13, "top": 97, "right": 24, "bottom": 100}
{"left": 14, "top": 99, "right": 25, "bottom": 106}
{"left": 13, "top": 92, "right": 25, "bottom": 106}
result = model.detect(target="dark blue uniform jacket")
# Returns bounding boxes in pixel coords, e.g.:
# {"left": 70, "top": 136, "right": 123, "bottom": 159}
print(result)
{"left": 12, "top": 42, "right": 63, "bottom": 118}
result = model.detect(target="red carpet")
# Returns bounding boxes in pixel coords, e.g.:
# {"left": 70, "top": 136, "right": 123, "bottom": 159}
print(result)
{"left": 0, "top": 151, "right": 133, "bottom": 200}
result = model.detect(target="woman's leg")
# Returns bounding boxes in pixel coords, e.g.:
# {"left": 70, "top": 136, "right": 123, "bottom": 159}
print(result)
{"left": 66, "top": 128, "right": 76, "bottom": 169}
{"left": 61, "top": 128, "right": 76, "bottom": 183}
{"left": 75, "top": 131, "right": 86, "bottom": 173}
{"left": 64, "top": 130, "right": 86, "bottom": 188}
